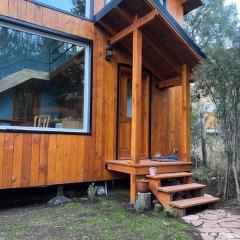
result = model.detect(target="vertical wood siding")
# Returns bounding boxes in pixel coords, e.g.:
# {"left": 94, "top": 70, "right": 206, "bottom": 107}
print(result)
{"left": 151, "top": 77, "right": 182, "bottom": 158}
{"left": 0, "top": 0, "right": 128, "bottom": 189}
{"left": 0, "top": 0, "right": 184, "bottom": 189}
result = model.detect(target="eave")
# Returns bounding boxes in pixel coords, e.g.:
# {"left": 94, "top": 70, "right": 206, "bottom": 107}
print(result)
{"left": 94, "top": 0, "right": 206, "bottom": 81}
{"left": 181, "top": 0, "right": 207, "bottom": 15}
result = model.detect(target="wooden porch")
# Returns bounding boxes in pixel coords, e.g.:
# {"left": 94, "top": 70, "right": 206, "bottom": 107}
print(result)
{"left": 106, "top": 160, "right": 192, "bottom": 203}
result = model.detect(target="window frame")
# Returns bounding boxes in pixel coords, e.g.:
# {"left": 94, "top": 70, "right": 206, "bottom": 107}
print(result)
{"left": 26, "top": 0, "right": 95, "bottom": 21}
{"left": 0, "top": 16, "right": 93, "bottom": 135}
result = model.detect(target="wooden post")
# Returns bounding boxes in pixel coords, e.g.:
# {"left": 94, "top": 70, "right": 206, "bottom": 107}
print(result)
{"left": 181, "top": 64, "right": 190, "bottom": 162}
{"left": 130, "top": 174, "right": 137, "bottom": 203}
{"left": 131, "top": 28, "right": 142, "bottom": 164}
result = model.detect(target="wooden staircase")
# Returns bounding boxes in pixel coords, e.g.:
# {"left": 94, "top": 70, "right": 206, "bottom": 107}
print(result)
{"left": 146, "top": 172, "right": 220, "bottom": 217}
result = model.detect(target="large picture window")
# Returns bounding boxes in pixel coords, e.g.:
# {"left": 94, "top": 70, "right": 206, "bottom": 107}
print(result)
{"left": 30, "top": 0, "right": 92, "bottom": 18}
{"left": 0, "top": 23, "right": 91, "bottom": 133}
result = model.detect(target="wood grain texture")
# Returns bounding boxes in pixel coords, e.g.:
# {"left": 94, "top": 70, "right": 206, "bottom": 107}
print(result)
{"left": 0, "top": 0, "right": 190, "bottom": 190}
{"left": 151, "top": 76, "right": 182, "bottom": 159}
{"left": 166, "top": 0, "right": 184, "bottom": 26}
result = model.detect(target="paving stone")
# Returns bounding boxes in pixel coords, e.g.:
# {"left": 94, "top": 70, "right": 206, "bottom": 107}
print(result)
{"left": 190, "top": 220, "right": 203, "bottom": 227}
{"left": 182, "top": 214, "right": 200, "bottom": 222}
{"left": 202, "top": 221, "right": 220, "bottom": 228}
{"left": 202, "top": 214, "right": 219, "bottom": 221}
{"left": 217, "top": 209, "right": 227, "bottom": 218}
{"left": 201, "top": 233, "right": 215, "bottom": 240}
{"left": 217, "top": 232, "right": 240, "bottom": 240}
{"left": 222, "top": 217, "right": 240, "bottom": 222}
{"left": 202, "top": 209, "right": 218, "bottom": 214}
{"left": 230, "top": 228, "right": 240, "bottom": 235}
{"left": 219, "top": 221, "right": 240, "bottom": 228}
{"left": 209, "top": 233, "right": 218, "bottom": 237}
{"left": 199, "top": 228, "right": 231, "bottom": 233}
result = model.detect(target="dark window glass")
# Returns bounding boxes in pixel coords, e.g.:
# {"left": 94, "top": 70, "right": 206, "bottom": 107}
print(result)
{"left": 0, "top": 25, "right": 91, "bottom": 132}
{"left": 31, "top": 0, "right": 91, "bottom": 18}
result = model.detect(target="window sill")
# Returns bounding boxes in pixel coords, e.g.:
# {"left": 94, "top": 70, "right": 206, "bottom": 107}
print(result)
{"left": 0, "top": 126, "right": 91, "bottom": 135}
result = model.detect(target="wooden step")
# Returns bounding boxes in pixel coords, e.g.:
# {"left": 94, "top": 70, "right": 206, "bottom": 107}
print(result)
{"left": 158, "top": 183, "right": 206, "bottom": 193}
{"left": 147, "top": 172, "right": 193, "bottom": 180}
{"left": 171, "top": 196, "right": 220, "bottom": 209}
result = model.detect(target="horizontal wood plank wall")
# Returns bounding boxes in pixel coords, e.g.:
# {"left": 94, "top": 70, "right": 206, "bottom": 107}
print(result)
{"left": 151, "top": 77, "right": 182, "bottom": 159}
{"left": 0, "top": 0, "right": 131, "bottom": 189}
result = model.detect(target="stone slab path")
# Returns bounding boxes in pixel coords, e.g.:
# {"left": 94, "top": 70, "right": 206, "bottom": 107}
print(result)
{"left": 182, "top": 209, "right": 240, "bottom": 240}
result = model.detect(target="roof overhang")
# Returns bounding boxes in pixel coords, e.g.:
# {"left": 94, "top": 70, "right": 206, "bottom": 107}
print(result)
{"left": 182, "top": 0, "right": 206, "bottom": 15}
{"left": 94, "top": 0, "right": 206, "bottom": 81}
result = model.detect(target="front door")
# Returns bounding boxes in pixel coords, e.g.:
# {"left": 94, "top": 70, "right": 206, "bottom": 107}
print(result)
{"left": 118, "top": 66, "right": 150, "bottom": 159}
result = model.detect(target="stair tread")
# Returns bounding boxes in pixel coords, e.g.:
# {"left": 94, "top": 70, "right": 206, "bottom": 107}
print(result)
{"left": 171, "top": 196, "right": 220, "bottom": 209}
{"left": 147, "top": 172, "right": 193, "bottom": 179}
{"left": 158, "top": 183, "right": 206, "bottom": 193}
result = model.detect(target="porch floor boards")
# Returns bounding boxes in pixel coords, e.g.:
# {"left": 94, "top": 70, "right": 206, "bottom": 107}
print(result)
{"left": 106, "top": 159, "right": 192, "bottom": 175}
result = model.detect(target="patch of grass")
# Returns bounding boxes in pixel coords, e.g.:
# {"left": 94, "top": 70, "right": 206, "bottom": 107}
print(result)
{"left": 0, "top": 191, "right": 199, "bottom": 240}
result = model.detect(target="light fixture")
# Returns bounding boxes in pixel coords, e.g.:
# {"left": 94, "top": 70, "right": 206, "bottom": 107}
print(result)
{"left": 105, "top": 40, "right": 114, "bottom": 62}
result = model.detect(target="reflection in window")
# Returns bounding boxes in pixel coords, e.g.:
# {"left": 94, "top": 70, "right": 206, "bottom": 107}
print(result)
{"left": 127, "top": 79, "right": 132, "bottom": 118}
{"left": 0, "top": 25, "right": 91, "bottom": 132}
{"left": 159, "top": 0, "right": 167, "bottom": 7}
{"left": 31, "top": 0, "right": 91, "bottom": 18}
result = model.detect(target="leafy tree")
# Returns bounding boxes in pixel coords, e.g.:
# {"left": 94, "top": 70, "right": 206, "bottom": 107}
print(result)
{"left": 193, "top": 47, "right": 240, "bottom": 201}
{"left": 185, "top": 0, "right": 239, "bottom": 52}
{"left": 71, "top": 0, "right": 86, "bottom": 16}
{"left": 186, "top": 0, "right": 240, "bottom": 201}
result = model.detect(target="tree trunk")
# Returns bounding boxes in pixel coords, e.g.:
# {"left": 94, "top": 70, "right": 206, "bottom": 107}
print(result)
{"left": 200, "top": 111, "right": 208, "bottom": 167}
{"left": 232, "top": 163, "right": 240, "bottom": 203}
{"left": 201, "top": 135, "right": 208, "bottom": 167}
{"left": 223, "top": 161, "right": 231, "bottom": 199}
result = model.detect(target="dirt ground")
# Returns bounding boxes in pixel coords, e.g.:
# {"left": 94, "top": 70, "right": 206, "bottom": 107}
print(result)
{"left": 0, "top": 186, "right": 201, "bottom": 240}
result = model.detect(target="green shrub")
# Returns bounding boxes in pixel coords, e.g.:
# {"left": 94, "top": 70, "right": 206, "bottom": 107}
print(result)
{"left": 193, "top": 167, "right": 211, "bottom": 184}
{"left": 87, "top": 182, "right": 97, "bottom": 201}
{"left": 163, "top": 207, "right": 176, "bottom": 218}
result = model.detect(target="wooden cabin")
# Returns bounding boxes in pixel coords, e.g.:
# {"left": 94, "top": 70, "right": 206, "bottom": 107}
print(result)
{"left": 0, "top": 0, "right": 219, "bottom": 216}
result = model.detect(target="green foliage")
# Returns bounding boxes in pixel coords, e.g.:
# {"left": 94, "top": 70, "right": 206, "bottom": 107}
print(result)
{"left": 185, "top": 0, "right": 239, "bottom": 52}
{"left": 71, "top": 0, "right": 86, "bottom": 16}
{"left": 193, "top": 167, "right": 211, "bottom": 184}
{"left": 87, "top": 182, "right": 97, "bottom": 201}
{"left": 163, "top": 207, "right": 176, "bottom": 218}
{"left": 134, "top": 197, "right": 145, "bottom": 214}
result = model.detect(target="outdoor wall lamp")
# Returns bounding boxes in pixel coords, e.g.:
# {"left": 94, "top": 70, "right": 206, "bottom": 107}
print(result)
{"left": 105, "top": 41, "right": 114, "bottom": 62}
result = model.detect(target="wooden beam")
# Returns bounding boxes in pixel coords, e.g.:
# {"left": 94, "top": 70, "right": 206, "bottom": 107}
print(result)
{"left": 99, "top": 19, "right": 164, "bottom": 80}
{"left": 115, "top": 6, "right": 133, "bottom": 23}
{"left": 131, "top": 28, "right": 142, "bottom": 164}
{"left": 143, "top": 33, "right": 181, "bottom": 74}
{"left": 110, "top": 10, "right": 158, "bottom": 45}
{"left": 181, "top": 65, "right": 190, "bottom": 162}
{"left": 157, "top": 76, "right": 181, "bottom": 89}
{"left": 98, "top": 20, "right": 116, "bottom": 35}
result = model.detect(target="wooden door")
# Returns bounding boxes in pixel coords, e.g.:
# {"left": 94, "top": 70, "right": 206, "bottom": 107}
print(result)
{"left": 118, "top": 68, "right": 150, "bottom": 159}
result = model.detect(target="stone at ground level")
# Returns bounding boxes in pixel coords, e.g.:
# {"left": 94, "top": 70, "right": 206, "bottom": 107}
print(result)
{"left": 182, "top": 209, "right": 240, "bottom": 239}
{"left": 201, "top": 233, "right": 215, "bottom": 240}
{"left": 220, "top": 221, "right": 240, "bottom": 228}
{"left": 182, "top": 215, "right": 200, "bottom": 222}
{"left": 202, "top": 214, "right": 219, "bottom": 221}
{"left": 217, "top": 232, "right": 240, "bottom": 240}
{"left": 190, "top": 220, "right": 203, "bottom": 227}
{"left": 202, "top": 221, "right": 220, "bottom": 228}
{"left": 199, "top": 228, "right": 231, "bottom": 233}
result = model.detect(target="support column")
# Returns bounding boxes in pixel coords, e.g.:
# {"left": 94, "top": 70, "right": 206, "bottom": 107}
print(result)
{"left": 131, "top": 28, "right": 142, "bottom": 164}
{"left": 130, "top": 174, "right": 137, "bottom": 203}
{"left": 181, "top": 64, "right": 190, "bottom": 162}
